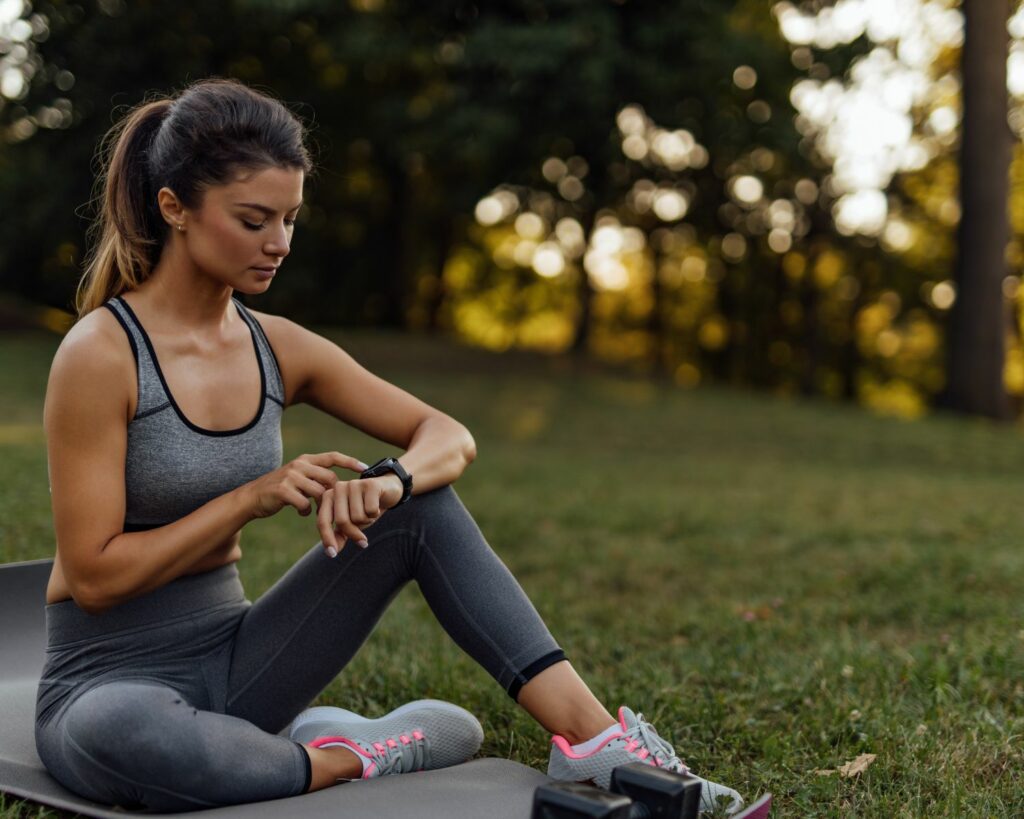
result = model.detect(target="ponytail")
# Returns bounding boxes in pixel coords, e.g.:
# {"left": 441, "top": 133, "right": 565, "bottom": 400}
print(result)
{"left": 75, "top": 98, "right": 173, "bottom": 318}
{"left": 75, "top": 79, "right": 312, "bottom": 319}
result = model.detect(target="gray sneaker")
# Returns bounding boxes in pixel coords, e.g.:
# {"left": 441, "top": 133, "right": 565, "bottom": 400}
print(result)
{"left": 547, "top": 706, "right": 745, "bottom": 816}
{"left": 288, "top": 699, "right": 483, "bottom": 780}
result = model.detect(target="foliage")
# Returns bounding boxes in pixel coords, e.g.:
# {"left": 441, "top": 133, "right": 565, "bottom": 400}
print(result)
{"left": 1, "top": 1, "right": 1022, "bottom": 419}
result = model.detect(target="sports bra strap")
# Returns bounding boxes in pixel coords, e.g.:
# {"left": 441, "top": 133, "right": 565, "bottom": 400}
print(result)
{"left": 103, "top": 297, "right": 172, "bottom": 420}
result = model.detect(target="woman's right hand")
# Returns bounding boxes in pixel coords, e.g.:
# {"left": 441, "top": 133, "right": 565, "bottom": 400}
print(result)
{"left": 243, "top": 452, "right": 368, "bottom": 519}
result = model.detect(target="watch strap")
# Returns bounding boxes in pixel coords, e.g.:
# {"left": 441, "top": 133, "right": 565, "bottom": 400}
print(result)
{"left": 360, "top": 457, "right": 413, "bottom": 505}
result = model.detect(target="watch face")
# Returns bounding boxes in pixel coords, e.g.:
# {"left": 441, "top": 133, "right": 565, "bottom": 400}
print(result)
{"left": 364, "top": 458, "right": 404, "bottom": 481}
{"left": 364, "top": 458, "right": 392, "bottom": 476}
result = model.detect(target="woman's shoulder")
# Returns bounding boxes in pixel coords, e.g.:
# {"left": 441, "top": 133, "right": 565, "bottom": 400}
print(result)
{"left": 242, "top": 305, "right": 291, "bottom": 333}
{"left": 242, "top": 306, "right": 310, "bottom": 354}
{"left": 57, "top": 302, "right": 133, "bottom": 363}
{"left": 48, "top": 304, "right": 135, "bottom": 404}
{"left": 243, "top": 307, "right": 354, "bottom": 361}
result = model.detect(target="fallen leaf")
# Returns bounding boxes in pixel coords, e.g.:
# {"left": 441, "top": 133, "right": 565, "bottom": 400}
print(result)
{"left": 812, "top": 753, "right": 877, "bottom": 778}
{"left": 838, "top": 753, "right": 877, "bottom": 778}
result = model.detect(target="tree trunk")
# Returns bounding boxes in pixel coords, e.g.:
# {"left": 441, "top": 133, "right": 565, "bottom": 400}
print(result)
{"left": 647, "top": 243, "right": 667, "bottom": 375}
{"left": 377, "top": 159, "right": 411, "bottom": 329}
{"left": 569, "top": 212, "right": 597, "bottom": 359}
{"left": 946, "top": 0, "right": 1012, "bottom": 418}
{"left": 799, "top": 258, "right": 820, "bottom": 397}
{"left": 424, "top": 216, "right": 456, "bottom": 334}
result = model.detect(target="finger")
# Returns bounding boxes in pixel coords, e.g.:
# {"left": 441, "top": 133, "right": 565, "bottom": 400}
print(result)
{"left": 332, "top": 490, "right": 367, "bottom": 546}
{"left": 361, "top": 482, "right": 382, "bottom": 526}
{"left": 285, "top": 461, "right": 332, "bottom": 503}
{"left": 317, "top": 488, "right": 339, "bottom": 555}
{"left": 295, "top": 475, "right": 328, "bottom": 508}
{"left": 301, "top": 463, "right": 341, "bottom": 491}
{"left": 288, "top": 458, "right": 339, "bottom": 491}
{"left": 285, "top": 487, "right": 314, "bottom": 517}
{"left": 347, "top": 482, "right": 369, "bottom": 526}
{"left": 307, "top": 451, "right": 369, "bottom": 475}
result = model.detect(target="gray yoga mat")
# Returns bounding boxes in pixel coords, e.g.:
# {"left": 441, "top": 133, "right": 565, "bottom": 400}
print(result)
{"left": 0, "top": 558, "right": 551, "bottom": 817}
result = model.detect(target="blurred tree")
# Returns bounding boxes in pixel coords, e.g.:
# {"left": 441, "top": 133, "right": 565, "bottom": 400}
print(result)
{"left": 5, "top": 0, "right": 994, "bottom": 420}
{"left": 945, "top": 0, "right": 1012, "bottom": 419}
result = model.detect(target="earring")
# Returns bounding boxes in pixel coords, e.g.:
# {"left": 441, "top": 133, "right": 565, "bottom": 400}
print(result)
{"left": 176, "top": 224, "right": 184, "bottom": 232}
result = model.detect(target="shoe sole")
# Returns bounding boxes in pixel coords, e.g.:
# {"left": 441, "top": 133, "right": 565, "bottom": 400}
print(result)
{"left": 289, "top": 699, "right": 479, "bottom": 743}
{"left": 735, "top": 793, "right": 772, "bottom": 818}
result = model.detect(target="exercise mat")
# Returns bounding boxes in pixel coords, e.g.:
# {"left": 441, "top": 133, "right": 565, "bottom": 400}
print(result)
{"left": 0, "top": 558, "right": 551, "bottom": 818}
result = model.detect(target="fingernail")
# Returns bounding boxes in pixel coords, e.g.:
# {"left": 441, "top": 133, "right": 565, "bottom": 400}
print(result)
{"left": 357, "top": 461, "right": 370, "bottom": 471}
{"left": 358, "top": 539, "right": 369, "bottom": 549}
{"left": 326, "top": 546, "right": 338, "bottom": 558}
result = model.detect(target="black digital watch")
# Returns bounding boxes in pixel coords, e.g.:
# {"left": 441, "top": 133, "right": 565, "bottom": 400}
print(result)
{"left": 360, "top": 457, "right": 413, "bottom": 506}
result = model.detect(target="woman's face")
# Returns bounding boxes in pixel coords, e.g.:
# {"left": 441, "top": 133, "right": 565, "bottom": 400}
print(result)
{"left": 167, "top": 165, "right": 304, "bottom": 293}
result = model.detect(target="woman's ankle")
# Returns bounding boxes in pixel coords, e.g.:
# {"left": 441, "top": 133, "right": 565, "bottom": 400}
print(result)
{"left": 558, "top": 714, "right": 620, "bottom": 746}
{"left": 516, "top": 662, "right": 618, "bottom": 744}
{"left": 304, "top": 743, "right": 364, "bottom": 791}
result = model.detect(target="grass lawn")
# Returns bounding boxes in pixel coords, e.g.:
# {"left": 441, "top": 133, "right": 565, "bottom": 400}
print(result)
{"left": 0, "top": 327, "right": 1022, "bottom": 817}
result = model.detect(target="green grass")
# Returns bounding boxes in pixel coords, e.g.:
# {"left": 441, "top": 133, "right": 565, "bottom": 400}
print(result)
{"left": 1, "top": 327, "right": 1022, "bottom": 817}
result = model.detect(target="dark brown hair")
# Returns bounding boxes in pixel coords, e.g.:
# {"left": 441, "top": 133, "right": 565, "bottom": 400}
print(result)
{"left": 75, "top": 78, "right": 313, "bottom": 317}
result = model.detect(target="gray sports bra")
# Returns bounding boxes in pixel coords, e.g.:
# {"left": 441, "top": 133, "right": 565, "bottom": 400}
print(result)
{"left": 103, "top": 296, "right": 284, "bottom": 531}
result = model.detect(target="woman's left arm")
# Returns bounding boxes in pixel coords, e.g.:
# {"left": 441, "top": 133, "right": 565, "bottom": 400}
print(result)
{"left": 251, "top": 312, "right": 477, "bottom": 495}
{"left": 386, "top": 414, "right": 476, "bottom": 494}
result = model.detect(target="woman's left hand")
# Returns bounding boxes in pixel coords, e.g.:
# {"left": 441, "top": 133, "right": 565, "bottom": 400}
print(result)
{"left": 316, "top": 475, "right": 404, "bottom": 557}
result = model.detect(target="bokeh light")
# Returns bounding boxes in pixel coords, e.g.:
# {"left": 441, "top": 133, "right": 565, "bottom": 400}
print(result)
{"left": 733, "top": 65, "right": 758, "bottom": 90}
{"left": 776, "top": 0, "right": 964, "bottom": 235}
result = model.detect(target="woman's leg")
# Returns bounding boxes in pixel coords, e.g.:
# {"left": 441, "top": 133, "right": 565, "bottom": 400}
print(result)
{"left": 222, "top": 484, "right": 611, "bottom": 743}
{"left": 36, "top": 680, "right": 313, "bottom": 811}
{"left": 515, "top": 662, "right": 617, "bottom": 744}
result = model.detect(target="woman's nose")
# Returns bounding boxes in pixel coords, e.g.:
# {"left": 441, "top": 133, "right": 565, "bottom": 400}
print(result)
{"left": 263, "top": 222, "right": 291, "bottom": 257}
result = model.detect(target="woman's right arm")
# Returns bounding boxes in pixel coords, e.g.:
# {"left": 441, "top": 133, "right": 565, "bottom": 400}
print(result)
{"left": 45, "top": 322, "right": 257, "bottom": 614}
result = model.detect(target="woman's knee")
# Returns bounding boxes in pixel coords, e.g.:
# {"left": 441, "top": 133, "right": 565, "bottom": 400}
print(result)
{"left": 403, "top": 483, "right": 470, "bottom": 528}
{"left": 60, "top": 682, "right": 222, "bottom": 810}
{"left": 63, "top": 683, "right": 195, "bottom": 781}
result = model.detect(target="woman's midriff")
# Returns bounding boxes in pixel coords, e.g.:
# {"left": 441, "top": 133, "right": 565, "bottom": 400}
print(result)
{"left": 45, "top": 531, "right": 244, "bottom": 605}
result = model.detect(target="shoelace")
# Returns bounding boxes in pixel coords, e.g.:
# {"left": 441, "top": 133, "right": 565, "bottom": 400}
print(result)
{"left": 621, "top": 713, "right": 689, "bottom": 773}
{"left": 368, "top": 731, "right": 430, "bottom": 775}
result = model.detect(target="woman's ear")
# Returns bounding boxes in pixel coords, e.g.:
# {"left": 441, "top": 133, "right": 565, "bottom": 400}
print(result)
{"left": 156, "top": 187, "right": 187, "bottom": 229}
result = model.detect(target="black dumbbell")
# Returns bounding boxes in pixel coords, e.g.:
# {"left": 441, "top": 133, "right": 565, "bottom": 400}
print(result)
{"left": 532, "top": 761, "right": 704, "bottom": 819}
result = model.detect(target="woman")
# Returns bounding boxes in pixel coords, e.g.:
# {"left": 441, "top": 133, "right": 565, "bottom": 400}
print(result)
{"left": 36, "top": 78, "right": 743, "bottom": 815}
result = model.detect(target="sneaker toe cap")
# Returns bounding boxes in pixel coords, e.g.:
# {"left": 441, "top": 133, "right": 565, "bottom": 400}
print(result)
{"left": 699, "top": 777, "right": 745, "bottom": 815}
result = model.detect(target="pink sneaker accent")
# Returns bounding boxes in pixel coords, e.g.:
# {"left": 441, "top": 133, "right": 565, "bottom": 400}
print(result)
{"left": 308, "top": 736, "right": 377, "bottom": 780}
{"left": 551, "top": 730, "right": 625, "bottom": 759}
{"left": 549, "top": 708, "right": 681, "bottom": 768}
{"left": 309, "top": 736, "right": 370, "bottom": 756}
{"left": 552, "top": 733, "right": 614, "bottom": 757}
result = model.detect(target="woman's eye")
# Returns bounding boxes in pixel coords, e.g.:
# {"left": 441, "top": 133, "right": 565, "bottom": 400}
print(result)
{"left": 243, "top": 219, "right": 296, "bottom": 230}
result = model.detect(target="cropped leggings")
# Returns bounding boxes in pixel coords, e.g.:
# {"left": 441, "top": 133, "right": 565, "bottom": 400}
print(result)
{"left": 34, "top": 485, "right": 566, "bottom": 812}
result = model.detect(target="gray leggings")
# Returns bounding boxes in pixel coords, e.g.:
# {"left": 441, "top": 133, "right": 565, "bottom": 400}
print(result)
{"left": 34, "top": 485, "right": 566, "bottom": 812}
